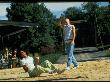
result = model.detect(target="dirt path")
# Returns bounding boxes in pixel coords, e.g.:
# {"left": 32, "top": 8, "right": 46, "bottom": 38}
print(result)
{"left": 0, "top": 47, "right": 110, "bottom": 81}
{"left": 0, "top": 59, "right": 110, "bottom": 81}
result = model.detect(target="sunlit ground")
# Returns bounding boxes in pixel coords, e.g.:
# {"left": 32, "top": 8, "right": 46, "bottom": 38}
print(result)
{"left": 0, "top": 59, "right": 110, "bottom": 81}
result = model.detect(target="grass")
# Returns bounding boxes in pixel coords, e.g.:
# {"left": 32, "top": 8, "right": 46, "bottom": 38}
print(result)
{"left": 29, "top": 52, "right": 62, "bottom": 64}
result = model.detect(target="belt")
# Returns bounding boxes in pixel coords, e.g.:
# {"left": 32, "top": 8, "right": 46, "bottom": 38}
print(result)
{"left": 65, "top": 39, "right": 73, "bottom": 41}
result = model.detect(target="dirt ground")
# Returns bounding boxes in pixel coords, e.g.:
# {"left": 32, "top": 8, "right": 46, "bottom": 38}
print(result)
{"left": 0, "top": 59, "right": 110, "bottom": 81}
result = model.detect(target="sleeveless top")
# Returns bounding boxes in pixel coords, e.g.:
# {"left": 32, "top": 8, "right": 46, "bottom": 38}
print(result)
{"left": 64, "top": 25, "right": 74, "bottom": 42}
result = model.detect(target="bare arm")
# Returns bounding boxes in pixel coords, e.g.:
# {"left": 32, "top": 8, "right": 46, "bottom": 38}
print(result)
{"left": 35, "top": 57, "right": 39, "bottom": 65}
{"left": 23, "top": 65, "right": 28, "bottom": 72}
{"left": 58, "top": 17, "right": 66, "bottom": 29}
{"left": 58, "top": 21, "right": 64, "bottom": 29}
{"left": 71, "top": 25, "right": 76, "bottom": 44}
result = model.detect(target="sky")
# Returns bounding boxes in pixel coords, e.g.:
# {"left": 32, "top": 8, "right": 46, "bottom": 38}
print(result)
{"left": 0, "top": 3, "right": 10, "bottom": 20}
{"left": 0, "top": 2, "right": 109, "bottom": 20}
{"left": 44, "top": 2, "right": 83, "bottom": 18}
{"left": 44, "top": 2, "right": 83, "bottom": 11}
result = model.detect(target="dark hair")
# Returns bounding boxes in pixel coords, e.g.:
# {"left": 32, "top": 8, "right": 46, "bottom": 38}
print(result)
{"left": 17, "top": 48, "right": 30, "bottom": 59}
{"left": 12, "top": 49, "right": 17, "bottom": 56}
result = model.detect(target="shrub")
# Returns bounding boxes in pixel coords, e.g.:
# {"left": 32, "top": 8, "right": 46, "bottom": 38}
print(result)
{"left": 106, "top": 50, "right": 110, "bottom": 57}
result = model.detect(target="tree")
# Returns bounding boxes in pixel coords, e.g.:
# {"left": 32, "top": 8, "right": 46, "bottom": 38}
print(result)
{"left": 82, "top": 2, "right": 110, "bottom": 49}
{"left": 95, "top": 6, "right": 110, "bottom": 47}
{"left": 63, "top": 7, "right": 83, "bottom": 20}
{"left": 6, "top": 3, "right": 33, "bottom": 22}
{"left": 6, "top": 3, "right": 58, "bottom": 54}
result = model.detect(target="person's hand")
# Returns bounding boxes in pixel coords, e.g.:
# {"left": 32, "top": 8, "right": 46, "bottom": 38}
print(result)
{"left": 66, "top": 40, "right": 71, "bottom": 44}
{"left": 36, "top": 57, "right": 39, "bottom": 60}
{"left": 66, "top": 40, "right": 75, "bottom": 44}
{"left": 23, "top": 65, "right": 28, "bottom": 72}
{"left": 71, "top": 40, "right": 75, "bottom": 44}
{"left": 35, "top": 56, "right": 39, "bottom": 65}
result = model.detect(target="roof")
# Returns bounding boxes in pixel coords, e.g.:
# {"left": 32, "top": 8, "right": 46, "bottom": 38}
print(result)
{"left": 0, "top": 20, "right": 37, "bottom": 27}
{"left": 0, "top": 26, "right": 26, "bottom": 37}
{"left": 0, "top": 20, "right": 38, "bottom": 37}
{"left": 71, "top": 20, "right": 87, "bottom": 24}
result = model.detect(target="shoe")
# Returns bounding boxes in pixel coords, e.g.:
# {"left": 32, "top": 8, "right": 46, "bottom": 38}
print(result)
{"left": 65, "top": 67, "right": 70, "bottom": 70}
{"left": 57, "top": 69, "right": 66, "bottom": 74}
{"left": 74, "top": 65, "right": 79, "bottom": 69}
{"left": 49, "top": 69, "right": 57, "bottom": 74}
{"left": 49, "top": 69, "right": 60, "bottom": 74}
{"left": 49, "top": 70, "right": 53, "bottom": 74}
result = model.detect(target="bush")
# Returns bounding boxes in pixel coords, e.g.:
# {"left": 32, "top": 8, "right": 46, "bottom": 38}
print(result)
{"left": 38, "top": 53, "right": 62, "bottom": 64}
{"left": 106, "top": 50, "right": 110, "bottom": 57}
{"left": 40, "top": 46, "right": 55, "bottom": 55}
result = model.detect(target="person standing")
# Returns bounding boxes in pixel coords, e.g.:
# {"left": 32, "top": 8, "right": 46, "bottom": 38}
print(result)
{"left": 59, "top": 17, "right": 79, "bottom": 70}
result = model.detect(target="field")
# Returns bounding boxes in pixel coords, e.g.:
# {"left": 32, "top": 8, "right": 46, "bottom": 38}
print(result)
{"left": 0, "top": 59, "right": 110, "bottom": 81}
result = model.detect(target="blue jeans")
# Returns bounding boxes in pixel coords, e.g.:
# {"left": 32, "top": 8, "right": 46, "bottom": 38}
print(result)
{"left": 65, "top": 43, "right": 78, "bottom": 67}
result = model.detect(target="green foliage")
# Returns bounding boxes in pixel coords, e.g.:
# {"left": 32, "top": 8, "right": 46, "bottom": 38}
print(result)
{"left": 82, "top": 2, "right": 98, "bottom": 23}
{"left": 82, "top": 2, "right": 99, "bottom": 13}
{"left": 39, "top": 53, "right": 62, "bottom": 64}
{"left": 106, "top": 50, "right": 110, "bottom": 57}
{"left": 82, "top": 2, "right": 110, "bottom": 46}
{"left": 96, "top": 7, "right": 110, "bottom": 35}
{"left": 6, "top": 3, "right": 33, "bottom": 21}
{"left": 6, "top": 2, "right": 110, "bottom": 50}
{"left": 63, "top": 7, "right": 83, "bottom": 20}
{"left": 6, "top": 3, "right": 59, "bottom": 53}
{"left": 29, "top": 52, "right": 62, "bottom": 64}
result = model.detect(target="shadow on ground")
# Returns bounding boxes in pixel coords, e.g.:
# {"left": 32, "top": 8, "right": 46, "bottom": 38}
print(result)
{"left": 35, "top": 75, "right": 85, "bottom": 81}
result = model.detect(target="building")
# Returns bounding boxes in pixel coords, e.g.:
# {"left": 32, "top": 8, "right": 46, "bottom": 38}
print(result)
{"left": 0, "top": 20, "right": 38, "bottom": 50}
